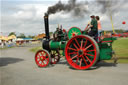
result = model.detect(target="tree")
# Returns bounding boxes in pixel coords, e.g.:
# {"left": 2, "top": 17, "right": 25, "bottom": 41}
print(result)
{"left": 27, "top": 35, "right": 35, "bottom": 38}
{"left": 17, "top": 33, "right": 26, "bottom": 38}
{"left": 8, "top": 32, "right": 16, "bottom": 36}
{"left": 115, "top": 29, "right": 124, "bottom": 33}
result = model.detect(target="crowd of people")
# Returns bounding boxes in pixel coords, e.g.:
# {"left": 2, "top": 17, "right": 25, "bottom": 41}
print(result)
{"left": 0, "top": 39, "right": 16, "bottom": 48}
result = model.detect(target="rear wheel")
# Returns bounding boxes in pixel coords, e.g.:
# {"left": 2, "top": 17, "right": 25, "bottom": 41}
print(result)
{"left": 35, "top": 49, "right": 51, "bottom": 67}
{"left": 65, "top": 35, "right": 99, "bottom": 70}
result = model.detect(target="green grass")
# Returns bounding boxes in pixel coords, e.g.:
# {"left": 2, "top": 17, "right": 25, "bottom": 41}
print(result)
{"left": 105, "top": 59, "right": 128, "bottom": 64}
{"left": 105, "top": 38, "right": 128, "bottom": 63}
{"left": 30, "top": 47, "right": 42, "bottom": 52}
{"left": 112, "top": 38, "right": 128, "bottom": 58}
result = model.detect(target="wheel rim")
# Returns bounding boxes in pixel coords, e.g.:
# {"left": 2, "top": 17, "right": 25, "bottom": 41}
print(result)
{"left": 35, "top": 50, "right": 50, "bottom": 67}
{"left": 65, "top": 35, "right": 97, "bottom": 70}
{"left": 51, "top": 50, "right": 60, "bottom": 64}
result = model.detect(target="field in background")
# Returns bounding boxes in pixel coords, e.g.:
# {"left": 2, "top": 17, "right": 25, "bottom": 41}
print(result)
{"left": 30, "top": 47, "right": 42, "bottom": 52}
{"left": 113, "top": 38, "right": 128, "bottom": 58}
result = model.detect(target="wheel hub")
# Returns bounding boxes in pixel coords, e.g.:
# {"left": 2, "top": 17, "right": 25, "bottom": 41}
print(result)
{"left": 40, "top": 57, "right": 44, "bottom": 60}
{"left": 78, "top": 50, "right": 83, "bottom": 56}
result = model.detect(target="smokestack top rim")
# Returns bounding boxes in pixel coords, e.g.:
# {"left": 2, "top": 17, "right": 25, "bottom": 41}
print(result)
{"left": 44, "top": 13, "right": 49, "bottom": 18}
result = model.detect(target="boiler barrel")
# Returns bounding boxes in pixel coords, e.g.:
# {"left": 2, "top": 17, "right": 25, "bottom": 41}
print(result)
{"left": 49, "top": 41, "right": 66, "bottom": 50}
{"left": 43, "top": 40, "right": 66, "bottom": 50}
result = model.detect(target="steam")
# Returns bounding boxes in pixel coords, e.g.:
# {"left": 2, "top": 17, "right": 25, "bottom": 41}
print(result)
{"left": 47, "top": 0, "right": 89, "bottom": 17}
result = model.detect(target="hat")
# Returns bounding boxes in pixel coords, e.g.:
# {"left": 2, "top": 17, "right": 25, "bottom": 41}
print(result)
{"left": 90, "top": 15, "right": 95, "bottom": 18}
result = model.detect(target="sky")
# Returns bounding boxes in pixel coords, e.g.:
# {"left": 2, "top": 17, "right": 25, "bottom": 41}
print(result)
{"left": 1, "top": 0, "right": 128, "bottom": 36}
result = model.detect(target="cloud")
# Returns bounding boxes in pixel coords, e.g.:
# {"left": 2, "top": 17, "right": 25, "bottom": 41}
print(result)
{"left": 1, "top": 0, "right": 128, "bottom": 36}
{"left": 1, "top": 3, "right": 52, "bottom": 35}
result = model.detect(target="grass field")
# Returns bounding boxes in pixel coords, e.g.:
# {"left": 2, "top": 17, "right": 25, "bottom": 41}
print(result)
{"left": 30, "top": 47, "right": 42, "bottom": 52}
{"left": 113, "top": 38, "right": 128, "bottom": 58}
{"left": 30, "top": 38, "right": 128, "bottom": 63}
{"left": 108, "top": 38, "right": 128, "bottom": 63}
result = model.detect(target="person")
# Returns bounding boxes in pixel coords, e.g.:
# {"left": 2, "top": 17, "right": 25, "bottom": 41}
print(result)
{"left": 88, "top": 15, "right": 98, "bottom": 41}
{"left": 96, "top": 16, "right": 102, "bottom": 41}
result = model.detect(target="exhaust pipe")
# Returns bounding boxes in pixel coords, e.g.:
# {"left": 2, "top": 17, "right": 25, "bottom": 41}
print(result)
{"left": 44, "top": 13, "right": 50, "bottom": 40}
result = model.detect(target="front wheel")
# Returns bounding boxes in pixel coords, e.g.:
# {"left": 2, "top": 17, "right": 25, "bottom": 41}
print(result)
{"left": 65, "top": 35, "right": 99, "bottom": 70}
{"left": 35, "top": 49, "right": 51, "bottom": 67}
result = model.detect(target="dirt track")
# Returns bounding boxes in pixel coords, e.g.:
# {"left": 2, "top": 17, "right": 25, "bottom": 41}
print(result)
{"left": 0, "top": 46, "right": 128, "bottom": 85}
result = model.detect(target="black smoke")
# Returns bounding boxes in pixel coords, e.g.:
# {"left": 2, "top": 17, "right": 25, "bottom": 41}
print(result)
{"left": 47, "top": 0, "right": 89, "bottom": 17}
{"left": 96, "top": 0, "right": 124, "bottom": 16}
{"left": 46, "top": 0, "right": 126, "bottom": 18}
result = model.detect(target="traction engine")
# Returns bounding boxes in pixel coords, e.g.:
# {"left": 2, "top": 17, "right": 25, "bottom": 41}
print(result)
{"left": 35, "top": 13, "right": 117, "bottom": 70}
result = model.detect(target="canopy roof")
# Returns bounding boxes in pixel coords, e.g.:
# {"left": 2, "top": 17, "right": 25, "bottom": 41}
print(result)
{"left": 0, "top": 35, "right": 16, "bottom": 41}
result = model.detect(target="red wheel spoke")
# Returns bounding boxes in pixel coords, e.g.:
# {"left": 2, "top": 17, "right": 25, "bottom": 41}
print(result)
{"left": 45, "top": 58, "right": 48, "bottom": 63}
{"left": 43, "top": 56, "right": 47, "bottom": 59}
{"left": 84, "top": 54, "right": 92, "bottom": 63}
{"left": 39, "top": 53, "right": 42, "bottom": 56}
{"left": 40, "top": 52, "right": 45, "bottom": 56}
{"left": 81, "top": 55, "right": 88, "bottom": 65}
{"left": 40, "top": 52, "right": 47, "bottom": 59}
{"left": 75, "top": 39, "right": 80, "bottom": 48}
{"left": 42, "top": 61, "right": 45, "bottom": 65}
{"left": 80, "top": 39, "right": 83, "bottom": 49}
{"left": 73, "top": 43, "right": 79, "bottom": 50}
{"left": 83, "top": 40, "right": 87, "bottom": 48}
{"left": 68, "top": 52, "right": 77, "bottom": 55}
{"left": 68, "top": 47, "right": 77, "bottom": 51}
{"left": 38, "top": 53, "right": 41, "bottom": 57}
{"left": 70, "top": 55, "right": 78, "bottom": 60}
{"left": 84, "top": 44, "right": 92, "bottom": 50}
{"left": 86, "top": 53, "right": 94, "bottom": 57}
{"left": 76, "top": 57, "right": 79, "bottom": 63}
{"left": 79, "top": 58, "right": 82, "bottom": 67}
{"left": 86, "top": 50, "right": 96, "bottom": 52}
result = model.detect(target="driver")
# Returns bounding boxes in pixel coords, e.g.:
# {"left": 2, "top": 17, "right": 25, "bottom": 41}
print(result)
{"left": 88, "top": 15, "right": 98, "bottom": 41}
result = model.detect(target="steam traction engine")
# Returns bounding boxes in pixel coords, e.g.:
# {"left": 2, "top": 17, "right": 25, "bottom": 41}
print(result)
{"left": 35, "top": 13, "right": 117, "bottom": 70}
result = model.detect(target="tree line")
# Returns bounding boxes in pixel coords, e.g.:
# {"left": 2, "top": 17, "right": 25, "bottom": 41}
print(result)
{"left": 8, "top": 32, "right": 35, "bottom": 38}
{"left": 8, "top": 29, "right": 128, "bottom": 38}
